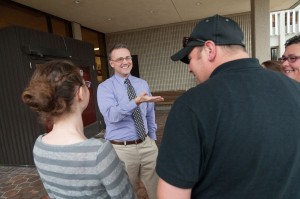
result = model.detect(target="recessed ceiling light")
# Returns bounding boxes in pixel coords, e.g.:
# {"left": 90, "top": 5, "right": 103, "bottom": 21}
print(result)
{"left": 74, "top": 0, "right": 81, "bottom": 4}
{"left": 196, "top": 2, "right": 202, "bottom": 6}
{"left": 107, "top": 18, "right": 112, "bottom": 21}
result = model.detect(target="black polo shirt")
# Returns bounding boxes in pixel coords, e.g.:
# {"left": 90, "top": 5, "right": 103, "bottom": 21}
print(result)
{"left": 156, "top": 58, "right": 300, "bottom": 199}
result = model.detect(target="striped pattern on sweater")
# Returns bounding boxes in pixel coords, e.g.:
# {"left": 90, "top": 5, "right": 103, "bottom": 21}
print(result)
{"left": 33, "top": 136, "right": 136, "bottom": 199}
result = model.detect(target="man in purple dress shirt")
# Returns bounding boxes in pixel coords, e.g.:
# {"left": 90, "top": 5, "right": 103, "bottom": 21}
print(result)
{"left": 97, "top": 43, "right": 163, "bottom": 199}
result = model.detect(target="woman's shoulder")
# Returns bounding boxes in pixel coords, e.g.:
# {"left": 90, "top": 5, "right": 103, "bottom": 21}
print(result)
{"left": 33, "top": 136, "right": 112, "bottom": 152}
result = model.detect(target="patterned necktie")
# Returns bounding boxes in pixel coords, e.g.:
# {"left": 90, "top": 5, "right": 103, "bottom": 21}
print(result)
{"left": 124, "top": 78, "right": 146, "bottom": 140}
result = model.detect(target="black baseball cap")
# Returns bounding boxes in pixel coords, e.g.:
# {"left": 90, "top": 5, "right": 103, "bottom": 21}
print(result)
{"left": 171, "top": 14, "right": 245, "bottom": 64}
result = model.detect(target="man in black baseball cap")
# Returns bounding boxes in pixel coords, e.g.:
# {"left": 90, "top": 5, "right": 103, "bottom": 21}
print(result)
{"left": 156, "top": 14, "right": 300, "bottom": 199}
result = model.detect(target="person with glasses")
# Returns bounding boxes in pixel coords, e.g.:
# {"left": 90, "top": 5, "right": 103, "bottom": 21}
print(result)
{"left": 156, "top": 14, "right": 300, "bottom": 199}
{"left": 279, "top": 35, "right": 300, "bottom": 82}
{"left": 22, "top": 60, "right": 136, "bottom": 199}
{"left": 97, "top": 43, "right": 164, "bottom": 199}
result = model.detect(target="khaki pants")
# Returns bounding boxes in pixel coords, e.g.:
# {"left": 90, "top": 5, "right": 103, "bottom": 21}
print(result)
{"left": 112, "top": 136, "right": 158, "bottom": 199}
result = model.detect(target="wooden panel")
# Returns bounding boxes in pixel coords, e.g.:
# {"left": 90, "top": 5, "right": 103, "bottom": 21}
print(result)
{"left": 0, "top": 26, "right": 39, "bottom": 166}
{"left": 0, "top": 26, "right": 101, "bottom": 165}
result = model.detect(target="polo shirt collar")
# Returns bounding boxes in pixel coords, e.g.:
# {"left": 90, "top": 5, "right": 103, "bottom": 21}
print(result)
{"left": 210, "top": 58, "right": 260, "bottom": 78}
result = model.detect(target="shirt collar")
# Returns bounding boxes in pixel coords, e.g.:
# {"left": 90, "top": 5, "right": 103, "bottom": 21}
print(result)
{"left": 210, "top": 58, "right": 260, "bottom": 78}
{"left": 114, "top": 74, "right": 133, "bottom": 85}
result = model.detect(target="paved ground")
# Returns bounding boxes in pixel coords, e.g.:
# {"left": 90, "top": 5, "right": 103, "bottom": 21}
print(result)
{"left": 0, "top": 110, "right": 169, "bottom": 199}
{"left": 0, "top": 166, "right": 148, "bottom": 199}
{"left": 0, "top": 166, "right": 47, "bottom": 199}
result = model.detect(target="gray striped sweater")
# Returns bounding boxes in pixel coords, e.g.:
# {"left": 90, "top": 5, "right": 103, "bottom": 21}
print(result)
{"left": 33, "top": 136, "right": 136, "bottom": 199}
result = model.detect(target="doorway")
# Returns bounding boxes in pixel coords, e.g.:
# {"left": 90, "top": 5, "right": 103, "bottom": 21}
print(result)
{"left": 131, "top": 55, "right": 140, "bottom": 77}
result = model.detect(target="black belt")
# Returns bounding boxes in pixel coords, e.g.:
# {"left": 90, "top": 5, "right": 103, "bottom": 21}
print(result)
{"left": 110, "top": 135, "right": 147, "bottom": 145}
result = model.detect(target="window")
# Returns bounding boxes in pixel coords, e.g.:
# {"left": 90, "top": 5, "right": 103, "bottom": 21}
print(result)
{"left": 0, "top": 1, "right": 47, "bottom": 32}
{"left": 50, "top": 17, "right": 71, "bottom": 37}
{"left": 81, "top": 27, "right": 108, "bottom": 83}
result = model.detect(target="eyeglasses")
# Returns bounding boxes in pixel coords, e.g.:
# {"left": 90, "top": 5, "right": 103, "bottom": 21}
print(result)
{"left": 278, "top": 56, "right": 300, "bottom": 63}
{"left": 84, "top": 81, "right": 91, "bottom": 88}
{"left": 183, "top": 37, "right": 206, "bottom": 47}
{"left": 110, "top": 56, "right": 132, "bottom": 63}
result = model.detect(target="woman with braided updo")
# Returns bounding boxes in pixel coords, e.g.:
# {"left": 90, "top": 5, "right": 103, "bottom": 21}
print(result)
{"left": 22, "top": 60, "right": 136, "bottom": 199}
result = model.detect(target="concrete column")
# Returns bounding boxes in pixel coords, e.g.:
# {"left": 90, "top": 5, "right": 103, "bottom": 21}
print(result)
{"left": 251, "top": 0, "right": 270, "bottom": 63}
{"left": 278, "top": 11, "right": 286, "bottom": 57}
{"left": 71, "top": 22, "right": 82, "bottom": 40}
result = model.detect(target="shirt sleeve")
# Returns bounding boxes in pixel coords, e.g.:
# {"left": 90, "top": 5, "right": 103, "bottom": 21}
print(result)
{"left": 156, "top": 99, "right": 202, "bottom": 188}
{"left": 145, "top": 83, "right": 157, "bottom": 140}
{"left": 97, "top": 81, "right": 137, "bottom": 123}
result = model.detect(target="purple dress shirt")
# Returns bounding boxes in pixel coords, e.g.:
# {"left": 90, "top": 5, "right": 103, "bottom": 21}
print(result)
{"left": 97, "top": 74, "right": 157, "bottom": 141}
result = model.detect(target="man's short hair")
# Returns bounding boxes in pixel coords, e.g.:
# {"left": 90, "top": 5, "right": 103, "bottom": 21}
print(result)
{"left": 108, "top": 43, "right": 129, "bottom": 60}
{"left": 285, "top": 35, "right": 300, "bottom": 48}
